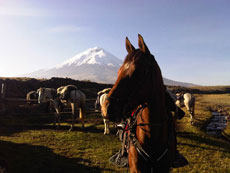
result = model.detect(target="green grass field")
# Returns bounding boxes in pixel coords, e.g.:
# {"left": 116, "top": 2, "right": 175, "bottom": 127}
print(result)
{"left": 171, "top": 94, "right": 230, "bottom": 172}
{"left": 0, "top": 94, "right": 230, "bottom": 172}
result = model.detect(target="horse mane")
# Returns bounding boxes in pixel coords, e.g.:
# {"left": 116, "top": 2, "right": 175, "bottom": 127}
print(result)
{"left": 58, "top": 85, "right": 78, "bottom": 95}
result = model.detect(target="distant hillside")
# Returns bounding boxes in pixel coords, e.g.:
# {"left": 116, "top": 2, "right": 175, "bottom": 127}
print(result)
{"left": 163, "top": 78, "right": 198, "bottom": 87}
{"left": 0, "top": 77, "right": 112, "bottom": 99}
{"left": 0, "top": 77, "right": 229, "bottom": 100}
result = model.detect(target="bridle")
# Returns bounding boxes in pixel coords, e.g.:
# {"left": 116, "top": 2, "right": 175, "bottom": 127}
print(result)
{"left": 127, "top": 105, "right": 170, "bottom": 166}
{"left": 106, "top": 62, "right": 155, "bottom": 118}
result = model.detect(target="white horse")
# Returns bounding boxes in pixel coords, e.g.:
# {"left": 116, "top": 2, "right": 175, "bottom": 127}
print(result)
{"left": 95, "top": 88, "right": 111, "bottom": 135}
{"left": 38, "top": 85, "right": 86, "bottom": 131}
{"left": 26, "top": 90, "right": 38, "bottom": 104}
{"left": 167, "top": 89, "right": 195, "bottom": 124}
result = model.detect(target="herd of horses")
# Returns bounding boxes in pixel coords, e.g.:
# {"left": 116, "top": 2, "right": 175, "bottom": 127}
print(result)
{"left": 27, "top": 85, "right": 86, "bottom": 131}
{"left": 27, "top": 85, "right": 195, "bottom": 135}
{"left": 95, "top": 88, "right": 195, "bottom": 135}
{"left": 26, "top": 35, "right": 195, "bottom": 172}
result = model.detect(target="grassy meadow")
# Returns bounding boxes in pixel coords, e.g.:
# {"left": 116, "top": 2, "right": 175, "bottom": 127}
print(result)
{"left": 0, "top": 93, "right": 230, "bottom": 172}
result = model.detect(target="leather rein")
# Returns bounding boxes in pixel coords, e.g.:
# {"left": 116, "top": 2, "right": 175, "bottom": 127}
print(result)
{"left": 107, "top": 96, "right": 170, "bottom": 166}
{"left": 126, "top": 104, "right": 170, "bottom": 166}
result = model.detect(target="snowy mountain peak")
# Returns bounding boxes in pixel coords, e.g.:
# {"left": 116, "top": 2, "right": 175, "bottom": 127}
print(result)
{"left": 22, "top": 46, "right": 198, "bottom": 86}
{"left": 55, "top": 47, "right": 122, "bottom": 69}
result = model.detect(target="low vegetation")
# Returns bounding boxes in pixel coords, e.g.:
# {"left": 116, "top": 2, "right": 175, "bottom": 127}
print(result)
{"left": 172, "top": 94, "right": 230, "bottom": 172}
{"left": 0, "top": 78, "right": 230, "bottom": 172}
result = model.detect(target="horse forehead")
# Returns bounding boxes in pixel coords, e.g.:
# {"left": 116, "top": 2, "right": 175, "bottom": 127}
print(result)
{"left": 121, "top": 62, "right": 136, "bottom": 76}
{"left": 123, "top": 62, "right": 131, "bottom": 70}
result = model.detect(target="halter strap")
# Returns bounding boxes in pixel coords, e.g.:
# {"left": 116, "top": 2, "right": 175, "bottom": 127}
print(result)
{"left": 106, "top": 96, "right": 127, "bottom": 103}
{"left": 126, "top": 103, "right": 164, "bottom": 131}
{"left": 125, "top": 104, "right": 170, "bottom": 166}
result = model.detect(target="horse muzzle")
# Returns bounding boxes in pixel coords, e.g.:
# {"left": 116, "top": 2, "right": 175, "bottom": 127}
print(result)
{"left": 104, "top": 102, "right": 125, "bottom": 123}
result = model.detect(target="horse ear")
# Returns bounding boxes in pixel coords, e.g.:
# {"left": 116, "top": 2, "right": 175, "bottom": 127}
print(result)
{"left": 138, "top": 34, "right": 150, "bottom": 54}
{"left": 125, "top": 37, "right": 135, "bottom": 54}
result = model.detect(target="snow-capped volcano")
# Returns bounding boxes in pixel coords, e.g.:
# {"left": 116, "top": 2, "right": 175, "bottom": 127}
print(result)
{"left": 55, "top": 47, "right": 121, "bottom": 69}
{"left": 24, "top": 47, "right": 123, "bottom": 84}
{"left": 23, "top": 47, "right": 198, "bottom": 86}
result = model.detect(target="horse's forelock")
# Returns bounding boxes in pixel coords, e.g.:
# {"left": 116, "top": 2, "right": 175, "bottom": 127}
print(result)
{"left": 124, "top": 50, "right": 157, "bottom": 72}
{"left": 124, "top": 49, "right": 142, "bottom": 64}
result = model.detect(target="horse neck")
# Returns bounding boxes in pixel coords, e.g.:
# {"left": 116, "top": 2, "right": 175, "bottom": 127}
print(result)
{"left": 136, "top": 81, "right": 168, "bottom": 148}
{"left": 45, "top": 89, "right": 53, "bottom": 100}
{"left": 100, "top": 94, "right": 107, "bottom": 107}
{"left": 149, "top": 81, "right": 167, "bottom": 123}
{"left": 136, "top": 105, "right": 168, "bottom": 152}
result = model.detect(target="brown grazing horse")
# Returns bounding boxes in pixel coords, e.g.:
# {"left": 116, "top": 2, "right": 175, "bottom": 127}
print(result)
{"left": 102, "top": 34, "right": 175, "bottom": 172}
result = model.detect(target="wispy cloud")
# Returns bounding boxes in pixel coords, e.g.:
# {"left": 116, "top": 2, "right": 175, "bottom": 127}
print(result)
{"left": 48, "top": 26, "right": 86, "bottom": 33}
{"left": 0, "top": 7, "right": 47, "bottom": 17}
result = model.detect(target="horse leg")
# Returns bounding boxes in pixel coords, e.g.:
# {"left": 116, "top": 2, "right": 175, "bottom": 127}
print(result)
{"left": 69, "top": 103, "right": 75, "bottom": 131}
{"left": 54, "top": 107, "right": 61, "bottom": 129}
{"left": 79, "top": 102, "right": 85, "bottom": 129}
{"left": 188, "top": 109, "right": 193, "bottom": 125}
{"left": 185, "top": 102, "right": 193, "bottom": 124}
{"left": 129, "top": 145, "right": 140, "bottom": 173}
{"left": 190, "top": 102, "right": 195, "bottom": 125}
{"left": 53, "top": 114, "right": 57, "bottom": 127}
{"left": 103, "top": 118, "right": 110, "bottom": 135}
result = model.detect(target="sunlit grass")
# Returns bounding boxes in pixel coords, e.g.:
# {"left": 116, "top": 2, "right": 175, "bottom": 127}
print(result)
{"left": 0, "top": 94, "right": 229, "bottom": 172}
{"left": 171, "top": 94, "right": 230, "bottom": 172}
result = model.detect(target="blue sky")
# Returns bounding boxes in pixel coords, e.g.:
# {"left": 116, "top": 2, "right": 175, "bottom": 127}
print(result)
{"left": 0, "top": 0, "right": 229, "bottom": 86}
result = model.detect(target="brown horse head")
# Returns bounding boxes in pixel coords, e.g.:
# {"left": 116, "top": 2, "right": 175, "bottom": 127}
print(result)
{"left": 102, "top": 35, "right": 173, "bottom": 172}
{"left": 102, "top": 34, "right": 166, "bottom": 123}
{"left": 102, "top": 35, "right": 174, "bottom": 172}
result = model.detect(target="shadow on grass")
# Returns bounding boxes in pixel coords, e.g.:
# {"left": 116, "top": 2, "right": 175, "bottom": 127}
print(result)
{"left": 0, "top": 123, "right": 106, "bottom": 137}
{"left": 177, "top": 131, "right": 230, "bottom": 153}
{"left": 0, "top": 140, "right": 113, "bottom": 173}
{"left": 0, "top": 113, "right": 112, "bottom": 136}
{"left": 193, "top": 116, "right": 213, "bottom": 132}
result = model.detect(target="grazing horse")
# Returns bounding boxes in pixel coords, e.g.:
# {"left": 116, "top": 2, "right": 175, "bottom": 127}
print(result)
{"left": 26, "top": 91, "right": 38, "bottom": 104}
{"left": 57, "top": 85, "right": 86, "bottom": 130}
{"left": 95, "top": 88, "right": 111, "bottom": 135}
{"left": 167, "top": 89, "right": 195, "bottom": 124}
{"left": 102, "top": 35, "right": 175, "bottom": 172}
{"left": 37, "top": 87, "right": 61, "bottom": 124}
{"left": 57, "top": 85, "right": 78, "bottom": 100}
{"left": 38, "top": 86, "right": 86, "bottom": 131}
